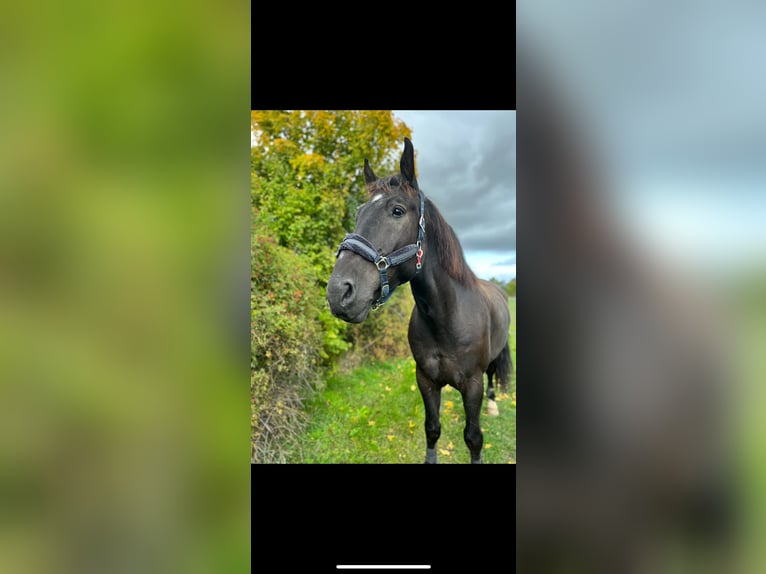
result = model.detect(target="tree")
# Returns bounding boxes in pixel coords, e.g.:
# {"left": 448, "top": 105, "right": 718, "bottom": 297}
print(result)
{"left": 251, "top": 110, "right": 412, "bottom": 275}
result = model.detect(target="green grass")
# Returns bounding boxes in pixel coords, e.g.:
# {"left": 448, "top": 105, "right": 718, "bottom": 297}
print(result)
{"left": 286, "top": 298, "right": 516, "bottom": 464}
{"left": 730, "top": 283, "right": 766, "bottom": 571}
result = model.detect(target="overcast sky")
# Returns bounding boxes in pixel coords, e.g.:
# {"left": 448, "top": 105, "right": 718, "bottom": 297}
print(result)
{"left": 518, "top": 2, "right": 766, "bottom": 279}
{"left": 392, "top": 111, "right": 516, "bottom": 282}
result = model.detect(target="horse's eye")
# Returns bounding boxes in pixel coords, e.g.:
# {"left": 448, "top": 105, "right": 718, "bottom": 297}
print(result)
{"left": 392, "top": 206, "right": 405, "bottom": 218}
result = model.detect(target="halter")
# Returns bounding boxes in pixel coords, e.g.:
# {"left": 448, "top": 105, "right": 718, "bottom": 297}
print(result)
{"left": 335, "top": 189, "right": 426, "bottom": 310}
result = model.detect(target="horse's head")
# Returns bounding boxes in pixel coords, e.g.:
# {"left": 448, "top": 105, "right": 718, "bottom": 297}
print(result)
{"left": 327, "top": 138, "right": 425, "bottom": 323}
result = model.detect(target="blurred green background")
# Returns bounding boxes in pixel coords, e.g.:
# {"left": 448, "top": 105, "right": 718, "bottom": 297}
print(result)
{"left": 0, "top": 1, "right": 250, "bottom": 572}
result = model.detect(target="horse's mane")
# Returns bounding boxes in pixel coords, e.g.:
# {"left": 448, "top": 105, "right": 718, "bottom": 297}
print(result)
{"left": 423, "top": 198, "right": 478, "bottom": 287}
{"left": 368, "top": 175, "right": 477, "bottom": 287}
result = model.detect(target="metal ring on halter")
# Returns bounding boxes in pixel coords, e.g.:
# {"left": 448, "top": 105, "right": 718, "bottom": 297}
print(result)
{"left": 376, "top": 257, "right": 391, "bottom": 271}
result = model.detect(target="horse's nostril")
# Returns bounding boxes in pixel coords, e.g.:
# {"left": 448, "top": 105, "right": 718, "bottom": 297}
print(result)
{"left": 341, "top": 281, "right": 354, "bottom": 305}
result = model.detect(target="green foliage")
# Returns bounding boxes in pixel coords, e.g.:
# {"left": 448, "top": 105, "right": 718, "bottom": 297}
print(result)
{"left": 318, "top": 305, "right": 351, "bottom": 361}
{"left": 251, "top": 175, "right": 346, "bottom": 273}
{"left": 251, "top": 224, "right": 325, "bottom": 462}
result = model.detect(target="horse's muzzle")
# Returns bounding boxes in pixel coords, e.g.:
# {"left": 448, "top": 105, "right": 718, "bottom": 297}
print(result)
{"left": 326, "top": 274, "right": 372, "bottom": 323}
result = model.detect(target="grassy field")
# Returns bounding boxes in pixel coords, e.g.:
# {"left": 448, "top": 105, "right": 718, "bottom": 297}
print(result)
{"left": 730, "top": 281, "right": 766, "bottom": 571}
{"left": 285, "top": 298, "right": 516, "bottom": 464}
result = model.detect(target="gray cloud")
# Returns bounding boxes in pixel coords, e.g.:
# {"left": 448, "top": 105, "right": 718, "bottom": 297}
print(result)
{"left": 393, "top": 111, "right": 516, "bottom": 254}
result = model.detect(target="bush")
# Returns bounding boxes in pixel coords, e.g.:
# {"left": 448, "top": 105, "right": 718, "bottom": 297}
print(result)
{"left": 251, "top": 227, "right": 326, "bottom": 462}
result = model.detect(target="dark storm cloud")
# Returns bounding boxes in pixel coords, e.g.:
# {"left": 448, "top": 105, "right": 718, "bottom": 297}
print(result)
{"left": 392, "top": 111, "right": 516, "bottom": 253}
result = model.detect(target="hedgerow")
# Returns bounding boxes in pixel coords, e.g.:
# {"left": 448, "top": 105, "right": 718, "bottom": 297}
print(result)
{"left": 250, "top": 226, "right": 326, "bottom": 462}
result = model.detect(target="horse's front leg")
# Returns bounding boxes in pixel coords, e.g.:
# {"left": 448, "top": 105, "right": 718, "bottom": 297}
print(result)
{"left": 461, "top": 372, "right": 485, "bottom": 464}
{"left": 416, "top": 366, "right": 442, "bottom": 464}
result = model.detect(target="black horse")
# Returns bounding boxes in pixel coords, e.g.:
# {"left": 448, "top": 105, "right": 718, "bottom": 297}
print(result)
{"left": 326, "top": 138, "right": 513, "bottom": 464}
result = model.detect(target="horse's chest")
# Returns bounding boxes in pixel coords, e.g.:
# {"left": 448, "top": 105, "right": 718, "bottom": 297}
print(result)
{"left": 409, "top": 312, "right": 486, "bottom": 387}
{"left": 417, "top": 350, "right": 468, "bottom": 387}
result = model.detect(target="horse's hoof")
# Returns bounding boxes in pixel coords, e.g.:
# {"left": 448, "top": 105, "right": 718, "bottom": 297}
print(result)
{"left": 486, "top": 399, "right": 499, "bottom": 416}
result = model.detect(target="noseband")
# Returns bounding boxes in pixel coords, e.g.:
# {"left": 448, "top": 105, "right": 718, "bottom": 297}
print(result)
{"left": 335, "top": 190, "right": 426, "bottom": 310}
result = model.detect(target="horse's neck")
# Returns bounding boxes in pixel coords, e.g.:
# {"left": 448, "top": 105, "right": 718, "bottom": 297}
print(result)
{"left": 409, "top": 259, "right": 462, "bottom": 331}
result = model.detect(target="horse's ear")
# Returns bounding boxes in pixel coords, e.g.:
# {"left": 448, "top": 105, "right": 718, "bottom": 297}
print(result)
{"left": 400, "top": 138, "right": 418, "bottom": 188}
{"left": 363, "top": 159, "right": 377, "bottom": 184}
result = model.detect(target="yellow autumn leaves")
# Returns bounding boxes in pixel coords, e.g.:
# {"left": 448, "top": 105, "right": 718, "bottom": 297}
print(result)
{"left": 494, "top": 389, "right": 517, "bottom": 408}
{"left": 365, "top": 417, "right": 418, "bottom": 445}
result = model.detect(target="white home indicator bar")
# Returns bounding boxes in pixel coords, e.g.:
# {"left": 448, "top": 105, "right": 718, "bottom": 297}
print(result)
{"left": 336, "top": 566, "right": 431, "bottom": 570}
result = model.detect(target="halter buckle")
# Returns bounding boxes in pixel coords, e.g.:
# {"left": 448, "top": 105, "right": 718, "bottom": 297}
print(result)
{"left": 376, "top": 257, "right": 391, "bottom": 271}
